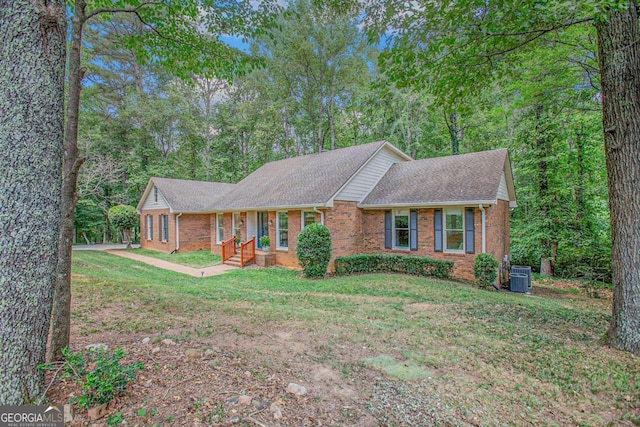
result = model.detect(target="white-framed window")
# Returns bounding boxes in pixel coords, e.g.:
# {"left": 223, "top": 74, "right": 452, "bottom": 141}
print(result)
{"left": 146, "top": 215, "right": 153, "bottom": 240}
{"left": 393, "top": 209, "right": 409, "bottom": 249}
{"left": 445, "top": 208, "right": 464, "bottom": 252}
{"left": 216, "top": 213, "right": 224, "bottom": 243}
{"left": 276, "top": 211, "right": 288, "bottom": 249}
{"left": 233, "top": 212, "right": 241, "bottom": 241}
{"left": 160, "top": 214, "right": 169, "bottom": 242}
{"left": 154, "top": 187, "right": 158, "bottom": 203}
{"left": 301, "top": 211, "right": 316, "bottom": 228}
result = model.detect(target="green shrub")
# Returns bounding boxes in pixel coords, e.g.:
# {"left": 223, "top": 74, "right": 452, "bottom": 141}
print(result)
{"left": 45, "top": 347, "right": 143, "bottom": 408}
{"left": 108, "top": 205, "right": 138, "bottom": 247}
{"left": 473, "top": 253, "right": 499, "bottom": 288}
{"left": 296, "top": 223, "right": 332, "bottom": 278}
{"left": 334, "top": 254, "right": 453, "bottom": 279}
{"left": 107, "top": 205, "right": 138, "bottom": 230}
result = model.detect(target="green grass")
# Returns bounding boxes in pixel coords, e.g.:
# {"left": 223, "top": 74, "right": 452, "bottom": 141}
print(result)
{"left": 128, "top": 248, "right": 221, "bottom": 268}
{"left": 70, "top": 251, "right": 640, "bottom": 426}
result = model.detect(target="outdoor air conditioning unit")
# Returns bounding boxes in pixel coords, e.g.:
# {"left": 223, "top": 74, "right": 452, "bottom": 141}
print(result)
{"left": 510, "top": 273, "right": 529, "bottom": 293}
{"left": 511, "top": 265, "right": 532, "bottom": 291}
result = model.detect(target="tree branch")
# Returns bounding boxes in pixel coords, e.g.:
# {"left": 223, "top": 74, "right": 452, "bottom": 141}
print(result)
{"left": 85, "top": 1, "right": 163, "bottom": 21}
{"left": 483, "top": 17, "right": 593, "bottom": 38}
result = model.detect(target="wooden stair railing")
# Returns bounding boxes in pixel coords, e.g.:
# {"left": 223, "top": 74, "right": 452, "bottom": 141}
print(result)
{"left": 240, "top": 237, "right": 255, "bottom": 267}
{"left": 221, "top": 236, "right": 236, "bottom": 263}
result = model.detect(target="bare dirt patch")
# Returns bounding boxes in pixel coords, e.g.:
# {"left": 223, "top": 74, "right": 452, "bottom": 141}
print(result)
{"left": 46, "top": 320, "right": 385, "bottom": 426}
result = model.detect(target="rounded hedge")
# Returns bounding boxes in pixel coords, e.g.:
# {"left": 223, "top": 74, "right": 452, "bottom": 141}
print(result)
{"left": 473, "top": 253, "right": 499, "bottom": 288}
{"left": 296, "top": 223, "right": 331, "bottom": 278}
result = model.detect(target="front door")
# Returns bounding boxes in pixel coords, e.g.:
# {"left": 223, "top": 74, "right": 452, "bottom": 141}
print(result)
{"left": 257, "top": 212, "right": 269, "bottom": 248}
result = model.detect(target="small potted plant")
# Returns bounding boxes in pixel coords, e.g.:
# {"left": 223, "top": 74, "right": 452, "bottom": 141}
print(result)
{"left": 259, "top": 235, "right": 270, "bottom": 253}
{"left": 235, "top": 235, "right": 241, "bottom": 248}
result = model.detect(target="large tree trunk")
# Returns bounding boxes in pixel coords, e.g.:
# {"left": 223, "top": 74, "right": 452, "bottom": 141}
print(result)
{"left": 597, "top": 1, "right": 640, "bottom": 355}
{"left": 48, "top": 0, "right": 86, "bottom": 362}
{"left": 0, "top": 0, "right": 66, "bottom": 404}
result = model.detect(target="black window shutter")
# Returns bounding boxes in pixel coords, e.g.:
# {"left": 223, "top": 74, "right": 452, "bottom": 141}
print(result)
{"left": 465, "top": 207, "right": 475, "bottom": 254}
{"left": 384, "top": 210, "right": 392, "bottom": 249}
{"left": 434, "top": 209, "right": 443, "bottom": 252}
{"left": 410, "top": 209, "right": 418, "bottom": 251}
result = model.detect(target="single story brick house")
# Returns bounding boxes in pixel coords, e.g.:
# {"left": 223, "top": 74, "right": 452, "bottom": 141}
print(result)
{"left": 137, "top": 140, "right": 516, "bottom": 280}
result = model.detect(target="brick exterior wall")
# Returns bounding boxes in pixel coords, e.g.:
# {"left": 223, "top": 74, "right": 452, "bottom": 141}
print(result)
{"left": 140, "top": 209, "right": 175, "bottom": 253}
{"left": 324, "top": 201, "right": 362, "bottom": 272}
{"left": 210, "top": 212, "right": 234, "bottom": 256}
{"left": 361, "top": 206, "right": 501, "bottom": 281}
{"left": 177, "top": 214, "right": 211, "bottom": 252}
{"left": 141, "top": 211, "right": 212, "bottom": 253}
{"left": 272, "top": 210, "right": 302, "bottom": 269}
{"left": 198, "top": 202, "right": 511, "bottom": 281}
{"left": 485, "top": 200, "right": 510, "bottom": 265}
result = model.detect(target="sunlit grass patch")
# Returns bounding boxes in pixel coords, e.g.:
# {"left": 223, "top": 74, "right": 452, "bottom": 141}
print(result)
{"left": 364, "top": 354, "right": 433, "bottom": 380}
{"left": 130, "top": 248, "right": 221, "bottom": 268}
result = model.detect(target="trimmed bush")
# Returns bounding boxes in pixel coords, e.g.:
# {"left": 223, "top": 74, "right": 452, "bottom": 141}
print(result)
{"left": 108, "top": 204, "right": 138, "bottom": 248}
{"left": 296, "top": 223, "right": 332, "bottom": 278}
{"left": 334, "top": 254, "right": 453, "bottom": 279}
{"left": 473, "top": 253, "right": 499, "bottom": 288}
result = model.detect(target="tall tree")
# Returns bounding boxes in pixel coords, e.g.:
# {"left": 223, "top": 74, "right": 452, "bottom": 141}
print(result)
{"left": 596, "top": 1, "right": 640, "bottom": 354}
{"left": 49, "top": 0, "right": 276, "bottom": 362}
{"left": 366, "top": 0, "right": 640, "bottom": 355}
{"left": 0, "top": 0, "right": 66, "bottom": 403}
{"left": 255, "top": 0, "right": 371, "bottom": 152}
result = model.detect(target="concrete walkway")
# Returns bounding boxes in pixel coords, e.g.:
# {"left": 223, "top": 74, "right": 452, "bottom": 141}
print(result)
{"left": 103, "top": 250, "right": 238, "bottom": 278}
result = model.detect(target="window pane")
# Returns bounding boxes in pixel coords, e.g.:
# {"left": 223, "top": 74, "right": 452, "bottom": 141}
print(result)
{"left": 217, "top": 214, "right": 224, "bottom": 241}
{"left": 396, "top": 229, "right": 409, "bottom": 248}
{"left": 446, "top": 230, "right": 464, "bottom": 250}
{"left": 393, "top": 210, "right": 409, "bottom": 248}
{"left": 303, "top": 211, "right": 315, "bottom": 226}
{"left": 446, "top": 210, "right": 462, "bottom": 230}
{"left": 279, "top": 212, "right": 288, "bottom": 228}
{"left": 278, "top": 212, "right": 288, "bottom": 248}
{"left": 445, "top": 209, "right": 464, "bottom": 251}
{"left": 395, "top": 215, "right": 408, "bottom": 229}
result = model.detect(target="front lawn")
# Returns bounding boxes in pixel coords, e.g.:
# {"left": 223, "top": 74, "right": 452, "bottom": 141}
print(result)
{"left": 59, "top": 251, "right": 639, "bottom": 426}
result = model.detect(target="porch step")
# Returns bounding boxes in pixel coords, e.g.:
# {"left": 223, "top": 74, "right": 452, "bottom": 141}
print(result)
{"left": 224, "top": 254, "right": 254, "bottom": 267}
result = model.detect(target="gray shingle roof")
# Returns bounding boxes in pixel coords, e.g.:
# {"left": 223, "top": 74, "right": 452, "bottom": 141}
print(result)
{"left": 150, "top": 177, "right": 235, "bottom": 212}
{"left": 360, "top": 149, "right": 510, "bottom": 206}
{"left": 211, "top": 141, "right": 388, "bottom": 210}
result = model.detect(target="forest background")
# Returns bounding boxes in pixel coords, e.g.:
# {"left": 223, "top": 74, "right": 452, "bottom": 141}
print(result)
{"left": 76, "top": 0, "right": 610, "bottom": 282}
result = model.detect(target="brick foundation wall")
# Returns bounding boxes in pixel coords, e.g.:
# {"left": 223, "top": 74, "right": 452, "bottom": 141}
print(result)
{"left": 140, "top": 209, "right": 175, "bottom": 253}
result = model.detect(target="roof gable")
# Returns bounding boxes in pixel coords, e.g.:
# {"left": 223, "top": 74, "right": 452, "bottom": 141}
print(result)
{"left": 212, "top": 141, "right": 404, "bottom": 210}
{"left": 360, "top": 149, "right": 516, "bottom": 207}
{"left": 137, "top": 178, "right": 236, "bottom": 213}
